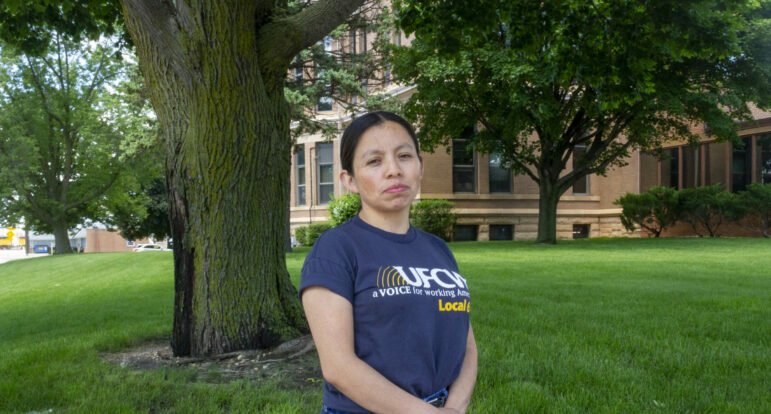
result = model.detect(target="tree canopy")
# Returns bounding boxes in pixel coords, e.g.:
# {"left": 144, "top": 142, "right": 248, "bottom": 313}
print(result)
{"left": 0, "top": 32, "right": 158, "bottom": 252}
{"left": 394, "top": 0, "right": 771, "bottom": 243}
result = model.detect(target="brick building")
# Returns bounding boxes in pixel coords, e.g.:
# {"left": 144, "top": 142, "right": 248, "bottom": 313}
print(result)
{"left": 289, "top": 32, "right": 771, "bottom": 241}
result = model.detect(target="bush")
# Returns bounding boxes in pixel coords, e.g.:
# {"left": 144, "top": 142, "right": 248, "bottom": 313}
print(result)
{"left": 304, "top": 222, "right": 334, "bottom": 246}
{"left": 614, "top": 186, "right": 679, "bottom": 237}
{"left": 328, "top": 193, "right": 361, "bottom": 226}
{"left": 726, "top": 182, "right": 771, "bottom": 238}
{"left": 294, "top": 226, "right": 308, "bottom": 246}
{"left": 410, "top": 199, "right": 457, "bottom": 241}
{"left": 678, "top": 184, "right": 733, "bottom": 237}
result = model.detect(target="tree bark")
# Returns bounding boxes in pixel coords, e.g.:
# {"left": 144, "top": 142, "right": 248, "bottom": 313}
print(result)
{"left": 52, "top": 222, "right": 73, "bottom": 255}
{"left": 120, "top": 0, "right": 306, "bottom": 356}
{"left": 535, "top": 179, "right": 560, "bottom": 244}
{"left": 120, "top": 0, "right": 365, "bottom": 356}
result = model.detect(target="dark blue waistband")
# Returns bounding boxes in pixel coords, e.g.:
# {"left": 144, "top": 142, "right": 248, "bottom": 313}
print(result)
{"left": 321, "top": 387, "right": 448, "bottom": 413}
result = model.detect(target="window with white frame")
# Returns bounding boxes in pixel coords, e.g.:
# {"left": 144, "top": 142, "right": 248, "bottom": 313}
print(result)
{"left": 296, "top": 145, "right": 306, "bottom": 206}
{"left": 317, "top": 143, "right": 334, "bottom": 204}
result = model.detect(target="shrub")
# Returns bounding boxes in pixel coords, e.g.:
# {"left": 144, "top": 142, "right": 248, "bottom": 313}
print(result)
{"left": 328, "top": 193, "right": 361, "bottom": 226}
{"left": 678, "top": 184, "right": 733, "bottom": 237}
{"left": 725, "top": 182, "right": 771, "bottom": 238}
{"left": 614, "top": 186, "right": 679, "bottom": 237}
{"left": 410, "top": 199, "right": 457, "bottom": 241}
{"left": 294, "top": 226, "right": 308, "bottom": 246}
{"left": 303, "top": 222, "right": 334, "bottom": 246}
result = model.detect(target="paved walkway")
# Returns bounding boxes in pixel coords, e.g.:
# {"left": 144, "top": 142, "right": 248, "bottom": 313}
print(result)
{"left": 0, "top": 249, "right": 49, "bottom": 265}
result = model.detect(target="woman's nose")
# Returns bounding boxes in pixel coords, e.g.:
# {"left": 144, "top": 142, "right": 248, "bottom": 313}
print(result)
{"left": 384, "top": 156, "right": 402, "bottom": 177}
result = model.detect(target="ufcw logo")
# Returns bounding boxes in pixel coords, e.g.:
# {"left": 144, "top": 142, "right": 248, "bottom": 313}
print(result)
{"left": 377, "top": 266, "right": 467, "bottom": 289}
{"left": 377, "top": 266, "right": 409, "bottom": 288}
{"left": 438, "top": 299, "right": 470, "bottom": 312}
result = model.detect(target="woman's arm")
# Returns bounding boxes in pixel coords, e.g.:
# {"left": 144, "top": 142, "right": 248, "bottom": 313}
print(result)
{"left": 302, "top": 286, "right": 441, "bottom": 414}
{"left": 443, "top": 325, "right": 478, "bottom": 413}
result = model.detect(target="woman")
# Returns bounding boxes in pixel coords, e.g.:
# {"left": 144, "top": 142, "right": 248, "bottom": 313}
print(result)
{"left": 300, "top": 111, "right": 477, "bottom": 414}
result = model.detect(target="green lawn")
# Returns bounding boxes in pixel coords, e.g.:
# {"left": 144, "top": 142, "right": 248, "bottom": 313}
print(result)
{"left": 1, "top": 238, "right": 769, "bottom": 413}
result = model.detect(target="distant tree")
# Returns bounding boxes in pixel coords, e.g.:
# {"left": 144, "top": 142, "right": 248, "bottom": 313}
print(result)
{"left": 0, "top": 0, "right": 372, "bottom": 356}
{"left": 0, "top": 33, "right": 155, "bottom": 253}
{"left": 99, "top": 64, "right": 169, "bottom": 242}
{"left": 107, "top": 177, "right": 171, "bottom": 241}
{"left": 615, "top": 186, "right": 680, "bottom": 237}
{"left": 394, "top": 0, "right": 771, "bottom": 244}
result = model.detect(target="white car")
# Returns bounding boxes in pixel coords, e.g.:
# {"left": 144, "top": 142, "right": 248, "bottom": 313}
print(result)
{"left": 132, "top": 244, "right": 166, "bottom": 252}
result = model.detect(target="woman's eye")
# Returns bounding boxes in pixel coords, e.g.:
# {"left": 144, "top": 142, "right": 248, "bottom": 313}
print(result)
{"left": 399, "top": 153, "right": 412, "bottom": 159}
{"left": 367, "top": 158, "right": 380, "bottom": 165}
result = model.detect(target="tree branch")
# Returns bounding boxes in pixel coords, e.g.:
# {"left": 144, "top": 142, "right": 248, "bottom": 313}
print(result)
{"left": 119, "top": 0, "right": 193, "bottom": 85}
{"left": 65, "top": 171, "right": 121, "bottom": 211}
{"left": 257, "top": 0, "right": 367, "bottom": 70}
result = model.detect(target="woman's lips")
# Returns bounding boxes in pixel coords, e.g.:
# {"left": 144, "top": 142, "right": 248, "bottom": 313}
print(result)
{"left": 384, "top": 184, "right": 408, "bottom": 193}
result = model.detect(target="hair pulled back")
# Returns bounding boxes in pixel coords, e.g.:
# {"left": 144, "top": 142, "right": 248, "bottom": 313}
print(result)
{"left": 340, "top": 111, "right": 420, "bottom": 176}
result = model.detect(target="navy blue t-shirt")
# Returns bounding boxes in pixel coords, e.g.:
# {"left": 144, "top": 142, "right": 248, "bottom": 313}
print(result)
{"left": 299, "top": 215, "right": 470, "bottom": 413}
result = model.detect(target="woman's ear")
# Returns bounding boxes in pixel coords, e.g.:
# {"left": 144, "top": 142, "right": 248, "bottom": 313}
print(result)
{"left": 340, "top": 170, "right": 359, "bottom": 194}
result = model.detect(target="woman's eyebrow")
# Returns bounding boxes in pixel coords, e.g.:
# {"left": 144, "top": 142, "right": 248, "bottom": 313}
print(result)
{"left": 360, "top": 143, "right": 414, "bottom": 159}
{"left": 360, "top": 148, "right": 384, "bottom": 158}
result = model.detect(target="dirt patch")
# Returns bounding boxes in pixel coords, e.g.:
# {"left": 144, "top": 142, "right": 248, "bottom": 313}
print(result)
{"left": 100, "top": 335, "right": 322, "bottom": 387}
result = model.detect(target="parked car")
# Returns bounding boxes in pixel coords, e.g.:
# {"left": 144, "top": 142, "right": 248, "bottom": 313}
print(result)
{"left": 33, "top": 245, "right": 50, "bottom": 253}
{"left": 132, "top": 244, "right": 166, "bottom": 252}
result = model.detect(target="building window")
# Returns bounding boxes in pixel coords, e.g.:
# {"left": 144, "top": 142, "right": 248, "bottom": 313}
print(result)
{"left": 573, "top": 224, "right": 590, "bottom": 239}
{"left": 394, "top": 29, "right": 401, "bottom": 47}
{"left": 705, "top": 141, "right": 727, "bottom": 186}
{"left": 317, "top": 142, "right": 334, "bottom": 204}
{"left": 732, "top": 137, "right": 752, "bottom": 192}
{"left": 489, "top": 225, "right": 513, "bottom": 241}
{"left": 360, "top": 30, "right": 367, "bottom": 53}
{"left": 660, "top": 147, "right": 679, "bottom": 188}
{"left": 316, "top": 96, "right": 333, "bottom": 112}
{"left": 489, "top": 152, "right": 511, "bottom": 193}
{"left": 322, "top": 36, "right": 333, "bottom": 53}
{"left": 682, "top": 145, "right": 700, "bottom": 189}
{"left": 572, "top": 145, "right": 589, "bottom": 194}
{"left": 756, "top": 134, "right": 771, "bottom": 184}
{"left": 453, "top": 126, "right": 476, "bottom": 193}
{"left": 292, "top": 56, "right": 303, "bottom": 83}
{"left": 296, "top": 145, "right": 306, "bottom": 206}
{"left": 349, "top": 29, "right": 357, "bottom": 54}
{"left": 454, "top": 225, "right": 478, "bottom": 242}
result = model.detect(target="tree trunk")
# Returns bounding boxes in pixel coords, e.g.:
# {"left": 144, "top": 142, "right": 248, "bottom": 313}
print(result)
{"left": 536, "top": 179, "right": 560, "bottom": 244}
{"left": 52, "top": 222, "right": 73, "bottom": 255}
{"left": 122, "top": 1, "right": 308, "bottom": 356}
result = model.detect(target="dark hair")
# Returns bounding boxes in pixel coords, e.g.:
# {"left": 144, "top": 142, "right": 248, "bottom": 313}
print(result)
{"left": 340, "top": 111, "right": 421, "bottom": 175}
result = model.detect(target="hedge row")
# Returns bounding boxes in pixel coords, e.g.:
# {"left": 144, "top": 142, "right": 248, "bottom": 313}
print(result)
{"left": 614, "top": 183, "right": 771, "bottom": 238}
{"left": 294, "top": 196, "right": 458, "bottom": 246}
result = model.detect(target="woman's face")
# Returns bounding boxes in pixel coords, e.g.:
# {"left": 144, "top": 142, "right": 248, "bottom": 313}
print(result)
{"left": 341, "top": 121, "right": 423, "bottom": 217}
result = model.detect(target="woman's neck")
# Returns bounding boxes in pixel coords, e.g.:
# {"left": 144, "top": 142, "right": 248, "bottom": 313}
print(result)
{"left": 358, "top": 207, "right": 411, "bottom": 234}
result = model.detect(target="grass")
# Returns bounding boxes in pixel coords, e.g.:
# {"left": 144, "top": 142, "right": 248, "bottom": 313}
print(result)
{"left": 1, "top": 238, "right": 770, "bottom": 413}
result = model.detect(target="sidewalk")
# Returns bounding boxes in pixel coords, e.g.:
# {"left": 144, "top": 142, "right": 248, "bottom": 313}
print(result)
{"left": 0, "top": 249, "right": 49, "bottom": 265}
